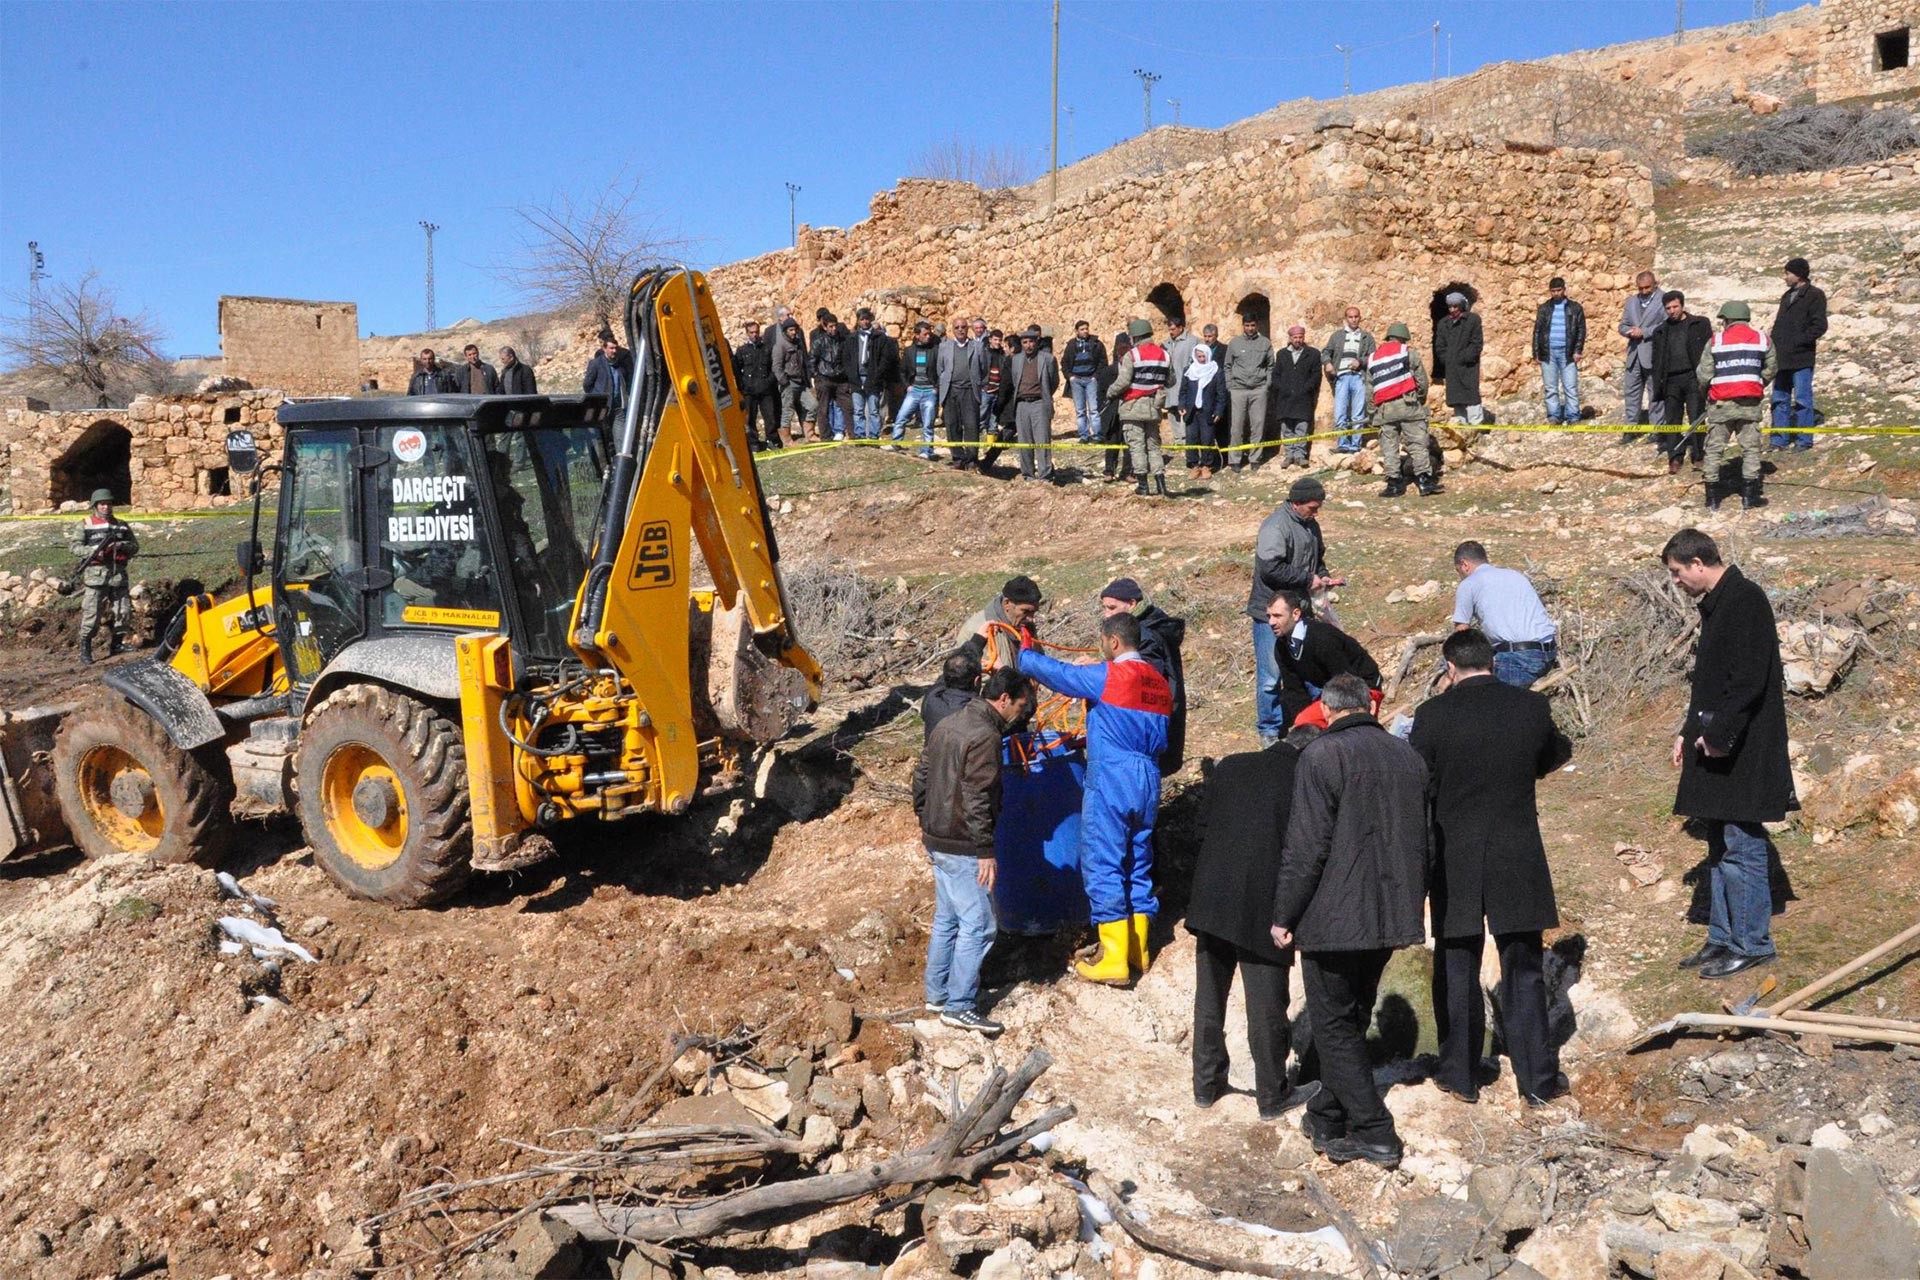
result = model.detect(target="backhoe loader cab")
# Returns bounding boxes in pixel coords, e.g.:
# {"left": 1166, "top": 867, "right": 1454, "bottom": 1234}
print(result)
{"left": 10, "top": 268, "right": 821, "bottom": 906}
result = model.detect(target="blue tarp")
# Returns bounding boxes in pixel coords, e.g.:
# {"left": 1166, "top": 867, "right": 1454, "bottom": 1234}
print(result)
{"left": 993, "top": 732, "right": 1089, "bottom": 934}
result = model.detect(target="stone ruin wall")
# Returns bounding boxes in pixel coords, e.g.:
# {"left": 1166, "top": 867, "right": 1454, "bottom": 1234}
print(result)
{"left": 1817, "top": 0, "right": 1920, "bottom": 100}
{"left": 708, "top": 122, "right": 1657, "bottom": 415}
{"left": 1399, "top": 64, "right": 1687, "bottom": 175}
{"left": 217, "top": 296, "right": 360, "bottom": 396}
{"left": 0, "top": 390, "right": 284, "bottom": 515}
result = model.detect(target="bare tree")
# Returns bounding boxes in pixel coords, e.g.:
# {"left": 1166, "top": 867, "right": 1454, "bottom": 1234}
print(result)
{"left": 0, "top": 271, "right": 169, "bottom": 407}
{"left": 910, "top": 135, "right": 1038, "bottom": 189}
{"left": 498, "top": 173, "right": 694, "bottom": 333}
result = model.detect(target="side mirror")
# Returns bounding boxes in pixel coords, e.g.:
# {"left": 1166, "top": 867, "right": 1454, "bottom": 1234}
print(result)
{"left": 225, "top": 429, "right": 259, "bottom": 476}
{"left": 236, "top": 540, "right": 266, "bottom": 575}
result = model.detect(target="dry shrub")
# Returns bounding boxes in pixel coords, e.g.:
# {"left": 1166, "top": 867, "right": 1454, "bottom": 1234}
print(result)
{"left": 782, "top": 556, "right": 945, "bottom": 688}
{"left": 1689, "top": 104, "right": 1920, "bottom": 176}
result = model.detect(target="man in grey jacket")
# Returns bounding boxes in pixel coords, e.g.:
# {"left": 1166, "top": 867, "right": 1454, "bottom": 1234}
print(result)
{"left": 1271, "top": 674, "right": 1429, "bottom": 1169}
{"left": 1166, "top": 316, "right": 1200, "bottom": 388}
{"left": 1224, "top": 317, "right": 1274, "bottom": 474}
{"left": 1619, "top": 271, "right": 1668, "bottom": 439}
{"left": 938, "top": 321, "right": 991, "bottom": 470}
{"left": 1007, "top": 327, "right": 1060, "bottom": 483}
{"left": 1245, "top": 478, "right": 1345, "bottom": 743}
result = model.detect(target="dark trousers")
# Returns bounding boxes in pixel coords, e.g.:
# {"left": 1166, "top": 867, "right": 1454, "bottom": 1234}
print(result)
{"left": 742, "top": 389, "right": 782, "bottom": 444}
{"left": 1100, "top": 401, "right": 1130, "bottom": 477}
{"left": 1301, "top": 948, "right": 1396, "bottom": 1143}
{"left": 944, "top": 389, "right": 980, "bottom": 463}
{"left": 1432, "top": 930, "right": 1557, "bottom": 1100}
{"left": 814, "top": 377, "right": 854, "bottom": 439}
{"left": 1181, "top": 409, "right": 1220, "bottom": 471}
{"left": 1192, "top": 932, "right": 1292, "bottom": 1109}
{"left": 1660, "top": 375, "right": 1706, "bottom": 461}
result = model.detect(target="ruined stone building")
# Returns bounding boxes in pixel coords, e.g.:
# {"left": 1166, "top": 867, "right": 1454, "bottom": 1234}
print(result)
{"left": 1817, "top": 0, "right": 1918, "bottom": 99}
{"left": 707, "top": 122, "right": 1656, "bottom": 407}
{"left": 217, "top": 296, "right": 359, "bottom": 396}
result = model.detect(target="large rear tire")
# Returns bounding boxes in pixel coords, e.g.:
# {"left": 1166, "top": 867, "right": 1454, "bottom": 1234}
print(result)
{"left": 51, "top": 694, "right": 233, "bottom": 865}
{"left": 296, "top": 684, "right": 472, "bottom": 907}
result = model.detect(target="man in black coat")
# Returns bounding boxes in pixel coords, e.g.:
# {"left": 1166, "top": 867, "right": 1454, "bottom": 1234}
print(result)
{"left": 1265, "top": 589, "right": 1381, "bottom": 730}
{"left": 1649, "top": 292, "right": 1713, "bottom": 472}
{"left": 1187, "top": 727, "right": 1323, "bottom": 1118}
{"left": 1268, "top": 326, "right": 1323, "bottom": 469}
{"left": 1663, "top": 529, "right": 1796, "bottom": 980}
{"left": 847, "top": 308, "right": 899, "bottom": 442}
{"left": 1411, "top": 629, "right": 1574, "bottom": 1106}
{"left": 1099, "top": 577, "right": 1187, "bottom": 774}
{"left": 1768, "top": 255, "right": 1828, "bottom": 451}
{"left": 407, "top": 347, "right": 458, "bottom": 395}
{"left": 1272, "top": 675, "right": 1429, "bottom": 1168}
{"left": 498, "top": 346, "right": 538, "bottom": 396}
{"left": 1432, "top": 293, "right": 1485, "bottom": 427}
{"left": 457, "top": 343, "right": 501, "bottom": 395}
{"left": 921, "top": 649, "right": 981, "bottom": 741}
{"left": 733, "top": 321, "right": 782, "bottom": 449}
{"left": 583, "top": 337, "right": 634, "bottom": 413}
{"left": 810, "top": 315, "right": 855, "bottom": 442}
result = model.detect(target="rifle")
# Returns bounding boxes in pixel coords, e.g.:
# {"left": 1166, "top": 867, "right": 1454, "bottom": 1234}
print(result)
{"left": 59, "top": 527, "right": 133, "bottom": 596}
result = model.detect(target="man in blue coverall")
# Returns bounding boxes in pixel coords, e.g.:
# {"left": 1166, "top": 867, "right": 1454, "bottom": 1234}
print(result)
{"left": 1014, "top": 611, "right": 1173, "bottom": 986}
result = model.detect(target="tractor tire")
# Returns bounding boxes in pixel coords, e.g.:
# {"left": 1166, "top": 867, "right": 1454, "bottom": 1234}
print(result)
{"left": 51, "top": 693, "right": 233, "bottom": 866}
{"left": 296, "top": 684, "right": 472, "bottom": 907}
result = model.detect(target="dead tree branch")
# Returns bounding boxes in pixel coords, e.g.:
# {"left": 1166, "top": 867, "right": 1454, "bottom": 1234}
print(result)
{"left": 1085, "top": 1173, "right": 1345, "bottom": 1280}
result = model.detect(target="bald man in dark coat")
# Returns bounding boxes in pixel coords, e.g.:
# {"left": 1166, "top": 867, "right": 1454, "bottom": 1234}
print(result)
{"left": 1411, "top": 629, "right": 1573, "bottom": 1105}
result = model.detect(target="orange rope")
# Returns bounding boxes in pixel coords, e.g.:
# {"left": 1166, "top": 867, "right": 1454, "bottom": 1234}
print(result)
{"left": 979, "top": 622, "right": 1092, "bottom": 750}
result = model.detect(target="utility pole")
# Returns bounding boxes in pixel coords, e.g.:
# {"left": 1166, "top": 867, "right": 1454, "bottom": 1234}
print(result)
{"left": 1446, "top": 31, "right": 1452, "bottom": 77}
{"left": 1429, "top": 22, "right": 1440, "bottom": 116}
{"left": 1132, "top": 68, "right": 1161, "bottom": 132}
{"left": 1752, "top": 0, "right": 1768, "bottom": 32}
{"left": 785, "top": 183, "right": 801, "bottom": 246}
{"left": 1050, "top": 0, "right": 1060, "bottom": 205}
{"left": 418, "top": 221, "right": 439, "bottom": 331}
{"left": 1675, "top": 0, "right": 1685, "bottom": 45}
{"left": 1335, "top": 44, "right": 1352, "bottom": 99}
{"left": 25, "top": 241, "right": 44, "bottom": 334}
{"left": 1166, "top": 97, "right": 1182, "bottom": 126}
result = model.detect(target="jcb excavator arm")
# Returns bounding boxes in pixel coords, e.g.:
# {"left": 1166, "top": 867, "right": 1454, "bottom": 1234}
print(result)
{"left": 565, "top": 267, "right": 819, "bottom": 813}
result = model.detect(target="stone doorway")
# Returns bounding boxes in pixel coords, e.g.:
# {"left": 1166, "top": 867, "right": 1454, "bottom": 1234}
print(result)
{"left": 1235, "top": 292, "right": 1272, "bottom": 337}
{"left": 50, "top": 420, "right": 133, "bottom": 507}
{"left": 1145, "top": 282, "right": 1187, "bottom": 326}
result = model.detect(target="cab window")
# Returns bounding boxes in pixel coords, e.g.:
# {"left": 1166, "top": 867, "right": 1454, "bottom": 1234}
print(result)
{"left": 374, "top": 425, "right": 502, "bottom": 630}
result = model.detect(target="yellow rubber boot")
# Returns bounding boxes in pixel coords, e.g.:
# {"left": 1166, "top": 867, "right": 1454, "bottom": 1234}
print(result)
{"left": 1128, "top": 913, "right": 1153, "bottom": 975}
{"left": 1074, "top": 919, "right": 1134, "bottom": 986}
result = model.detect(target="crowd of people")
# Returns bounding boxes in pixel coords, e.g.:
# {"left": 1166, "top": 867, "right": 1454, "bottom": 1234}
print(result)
{"left": 911, "top": 509, "right": 1793, "bottom": 1172}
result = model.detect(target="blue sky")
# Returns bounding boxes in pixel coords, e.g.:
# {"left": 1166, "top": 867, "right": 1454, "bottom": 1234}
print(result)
{"left": 1, "top": 0, "right": 1774, "bottom": 354}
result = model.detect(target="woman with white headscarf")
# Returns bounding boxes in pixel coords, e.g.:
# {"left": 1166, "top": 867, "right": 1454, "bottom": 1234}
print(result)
{"left": 1177, "top": 342, "right": 1226, "bottom": 483}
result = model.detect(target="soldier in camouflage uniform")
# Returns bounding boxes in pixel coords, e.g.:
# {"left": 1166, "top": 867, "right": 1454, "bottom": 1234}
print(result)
{"left": 68, "top": 488, "right": 138, "bottom": 663}
{"left": 1696, "top": 300, "right": 1778, "bottom": 512}
{"left": 1366, "top": 322, "right": 1442, "bottom": 498}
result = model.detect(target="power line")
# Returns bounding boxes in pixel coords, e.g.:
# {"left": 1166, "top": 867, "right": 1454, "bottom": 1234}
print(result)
{"left": 418, "top": 221, "right": 439, "bottom": 331}
{"left": 784, "top": 183, "right": 801, "bottom": 247}
{"left": 1050, "top": 0, "right": 1061, "bottom": 204}
{"left": 1166, "top": 97, "right": 1182, "bottom": 126}
{"left": 1132, "top": 68, "right": 1162, "bottom": 132}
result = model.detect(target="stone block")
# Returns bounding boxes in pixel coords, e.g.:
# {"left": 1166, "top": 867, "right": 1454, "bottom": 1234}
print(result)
{"left": 1804, "top": 1149, "right": 1920, "bottom": 1280}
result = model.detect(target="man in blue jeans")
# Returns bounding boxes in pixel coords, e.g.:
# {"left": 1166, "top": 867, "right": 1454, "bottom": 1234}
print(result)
{"left": 1449, "top": 540, "right": 1558, "bottom": 688}
{"left": 911, "top": 667, "right": 1035, "bottom": 1034}
{"left": 1768, "top": 256, "right": 1827, "bottom": 451}
{"left": 1062, "top": 319, "right": 1107, "bottom": 444}
{"left": 1320, "top": 307, "right": 1375, "bottom": 453}
{"left": 1531, "top": 277, "right": 1586, "bottom": 425}
{"left": 892, "top": 321, "right": 942, "bottom": 458}
{"left": 1663, "top": 529, "right": 1797, "bottom": 981}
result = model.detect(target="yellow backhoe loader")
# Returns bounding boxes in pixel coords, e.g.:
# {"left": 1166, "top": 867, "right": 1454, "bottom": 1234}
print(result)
{"left": 0, "top": 268, "right": 820, "bottom": 905}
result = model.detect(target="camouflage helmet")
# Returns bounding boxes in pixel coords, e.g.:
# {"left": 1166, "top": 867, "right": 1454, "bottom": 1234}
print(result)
{"left": 90, "top": 488, "right": 116, "bottom": 505}
{"left": 1717, "top": 300, "right": 1752, "bottom": 322}
{"left": 1126, "top": 318, "right": 1153, "bottom": 340}
{"left": 1385, "top": 322, "right": 1411, "bottom": 341}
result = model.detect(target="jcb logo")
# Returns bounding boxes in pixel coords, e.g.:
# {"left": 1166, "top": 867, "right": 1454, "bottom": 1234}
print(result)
{"left": 629, "top": 520, "right": 675, "bottom": 589}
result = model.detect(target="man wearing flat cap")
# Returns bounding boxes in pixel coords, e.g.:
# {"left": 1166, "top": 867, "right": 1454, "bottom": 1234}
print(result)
{"left": 1768, "top": 256, "right": 1826, "bottom": 452}
{"left": 1008, "top": 326, "right": 1060, "bottom": 483}
{"left": 1270, "top": 325, "right": 1323, "bottom": 470}
{"left": 1432, "top": 292, "right": 1485, "bottom": 430}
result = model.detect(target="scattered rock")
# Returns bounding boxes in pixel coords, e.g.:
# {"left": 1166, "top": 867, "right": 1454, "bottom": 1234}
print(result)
{"left": 619, "top": 1242, "right": 680, "bottom": 1280}
{"left": 652, "top": 1093, "right": 767, "bottom": 1130}
{"left": 1856, "top": 1112, "right": 1894, "bottom": 1138}
{"left": 1809, "top": 1122, "right": 1853, "bottom": 1151}
{"left": 504, "top": 1214, "right": 584, "bottom": 1280}
{"left": 821, "top": 998, "right": 858, "bottom": 1045}
{"left": 1680, "top": 1128, "right": 1732, "bottom": 1164}
{"left": 1469, "top": 1165, "right": 1546, "bottom": 1235}
{"left": 1774, "top": 1116, "right": 1816, "bottom": 1146}
{"left": 1654, "top": 1246, "right": 1727, "bottom": 1280}
{"left": 1805, "top": 1148, "right": 1920, "bottom": 1280}
{"left": 1652, "top": 1192, "right": 1741, "bottom": 1233}
{"left": 1385, "top": 1197, "right": 1490, "bottom": 1274}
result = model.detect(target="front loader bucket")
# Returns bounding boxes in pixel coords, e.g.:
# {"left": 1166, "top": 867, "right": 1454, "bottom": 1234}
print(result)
{"left": 0, "top": 704, "right": 74, "bottom": 862}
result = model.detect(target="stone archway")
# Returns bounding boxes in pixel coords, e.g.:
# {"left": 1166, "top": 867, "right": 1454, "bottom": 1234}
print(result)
{"left": 50, "top": 420, "right": 133, "bottom": 507}
{"left": 1429, "top": 281, "right": 1480, "bottom": 343}
{"left": 1235, "top": 292, "right": 1272, "bottom": 338}
{"left": 1145, "top": 282, "right": 1187, "bottom": 325}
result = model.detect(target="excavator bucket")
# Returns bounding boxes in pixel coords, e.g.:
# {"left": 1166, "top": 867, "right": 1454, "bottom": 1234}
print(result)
{"left": 0, "top": 705, "right": 73, "bottom": 862}
{"left": 698, "top": 599, "right": 813, "bottom": 744}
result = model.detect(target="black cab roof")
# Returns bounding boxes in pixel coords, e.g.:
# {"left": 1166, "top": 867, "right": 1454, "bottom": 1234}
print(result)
{"left": 276, "top": 394, "right": 613, "bottom": 428}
